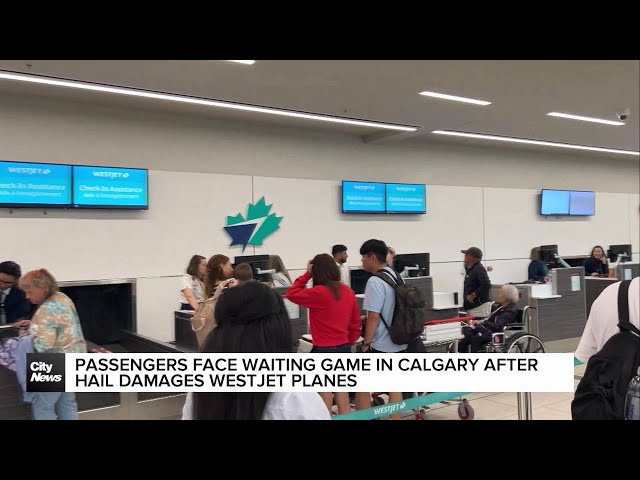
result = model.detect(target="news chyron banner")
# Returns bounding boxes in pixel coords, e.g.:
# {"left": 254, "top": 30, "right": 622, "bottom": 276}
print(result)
{"left": 27, "top": 353, "right": 575, "bottom": 393}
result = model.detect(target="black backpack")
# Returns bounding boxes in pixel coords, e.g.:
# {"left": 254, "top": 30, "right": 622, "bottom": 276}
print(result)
{"left": 571, "top": 280, "right": 640, "bottom": 420}
{"left": 374, "top": 269, "right": 426, "bottom": 346}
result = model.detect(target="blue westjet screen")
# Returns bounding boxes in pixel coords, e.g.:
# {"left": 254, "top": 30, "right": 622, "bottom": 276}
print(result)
{"left": 73, "top": 166, "right": 148, "bottom": 208}
{"left": 342, "top": 181, "right": 385, "bottom": 212}
{"left": 541, "top": 190, "right": 570, "bottom": 215}
{"left": 0, "top": 161, "right": 71, "bottom": 206}
{"left": 386, "top": 183, "right": 426, "bottom": 213}
{"left": 569, "top": 191, "right": 595, "bottom": 216}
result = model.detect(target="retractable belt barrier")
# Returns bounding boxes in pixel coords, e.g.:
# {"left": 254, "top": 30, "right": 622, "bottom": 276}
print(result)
{"left": 332, "top": 391, "right": 471, "bottom": 420}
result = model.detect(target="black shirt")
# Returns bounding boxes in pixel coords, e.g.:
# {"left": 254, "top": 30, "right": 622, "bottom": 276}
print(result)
{"left": 1, "top": 287, "right": 32, "bottom": 324}
{"left": 463, "top": 262, "right": 491, "bottom": 310}
{"left": 481, "top": 303, "right": 518, "bottom": 332}
{"left": 583, "top": 258, "right": 608, "bottom": 276}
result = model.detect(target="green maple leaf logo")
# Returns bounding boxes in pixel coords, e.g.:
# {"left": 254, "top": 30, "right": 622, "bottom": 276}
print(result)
{"left": 224, "top": 197, "right": 282, "bottom": 250}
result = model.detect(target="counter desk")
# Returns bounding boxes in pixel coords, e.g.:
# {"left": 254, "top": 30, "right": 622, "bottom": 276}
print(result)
{"left": 491, "top": 267, "right": 587, "bottom": 344}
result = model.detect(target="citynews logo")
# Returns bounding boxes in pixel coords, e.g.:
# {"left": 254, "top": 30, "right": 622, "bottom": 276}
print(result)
{"left": 92, "top": 171, "right": 130, "bottom": 179}
{"left": 26, "top": 353, "right": 66, "bottom": 392}
{"left": 7, "top": 167, "right": 51, "bottom": 175}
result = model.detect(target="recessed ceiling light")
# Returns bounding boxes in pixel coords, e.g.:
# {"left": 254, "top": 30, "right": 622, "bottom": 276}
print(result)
{"left": 432, "top": 130, "right": 639, "bottom": 156}
{"left": 419, "top": 91, "right": 491, "bottom": 106}
{"left": 547, "top": 112, "right": 625, "bottom": 126}
{"left": 227, "top": 60, "right": 256, "bottom": 65}
{"left": 0, "top": 70, "right": 418, "bottom": 132}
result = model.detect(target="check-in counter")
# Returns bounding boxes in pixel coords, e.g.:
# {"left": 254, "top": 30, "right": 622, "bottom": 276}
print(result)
{"left": 174, "top": 310, "right": 198, "bottom": 352}
{"left": 585, "top": 277, "right": 619, "bottom": 318}
{"left": 355, "top": 276, "right": 459, "bottom": 320}
{"left": 491, "top": 267, "right": 586, "bottom": 343}
{"left": 1, "top": 278, "right": 190, "bottom": 420}
{"left": 174, "top": 285, "right": 308, "bottom": 353}
{"left": 615, "top": 262, "right": 639, "bottom": 281}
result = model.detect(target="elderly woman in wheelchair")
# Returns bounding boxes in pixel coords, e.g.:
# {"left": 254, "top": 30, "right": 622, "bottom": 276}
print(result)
{"left": 458, "top": 284, "right": 520, "bottom": 353}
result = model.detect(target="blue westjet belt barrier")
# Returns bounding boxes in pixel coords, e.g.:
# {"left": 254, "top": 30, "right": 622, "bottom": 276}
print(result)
{"left": 332, "top": 392, "right": 471, "bottom": 420}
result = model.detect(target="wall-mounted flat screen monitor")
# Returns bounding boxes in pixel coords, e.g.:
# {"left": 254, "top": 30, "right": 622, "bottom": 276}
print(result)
{"left": 72, "top": 165, "right": 148, "bottom": 209}
{"left": 540, "top": 189, "right": 595, "bottom": 216}
{"left": 385, "top": 183, "right": 426, "bottom": 214}
{"left": 342, "top": 181, "right": 385, "bottom": 213}
{"left": 0, "top": 160, "right": 72, "bottom": 208}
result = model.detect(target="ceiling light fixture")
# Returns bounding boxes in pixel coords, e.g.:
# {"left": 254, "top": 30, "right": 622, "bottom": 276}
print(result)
{"left": 0, "top": 70, "right": 418, "bottom": 132}
{"left": 419, "top": 90, "right": 491, "bottom": 106}
{"left": 432, "top": 130, "right": 639, "bottom": 156}
{"left": 227, "top": 60, "right": 256, "bottom": 65}
{"left": 547, "top": 112, "right": 625, "bottom": 126}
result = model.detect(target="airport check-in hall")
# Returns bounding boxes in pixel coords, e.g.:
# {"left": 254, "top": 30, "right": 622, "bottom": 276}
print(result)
{"left": 0, "top": 60, "right": 638, "bottom": 421}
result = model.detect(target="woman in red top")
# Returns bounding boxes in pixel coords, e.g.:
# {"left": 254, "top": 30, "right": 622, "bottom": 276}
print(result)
{"left": 285, "top": 253, "right": 361, "bottom": 414}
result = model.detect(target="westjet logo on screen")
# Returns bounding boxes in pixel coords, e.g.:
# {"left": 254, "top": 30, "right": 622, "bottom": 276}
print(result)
{"left": 7, "top": 167, "right": 51, "bottom": 175}
{"left": 92, "top": 171, "right": 130, "bottom": 179}
{"left": 353, "top": 185, "right": 375, "bottom": 191}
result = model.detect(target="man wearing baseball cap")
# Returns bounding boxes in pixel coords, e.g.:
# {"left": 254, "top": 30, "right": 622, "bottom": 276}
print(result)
{"left": 461, "top": 247, "right": 492, "bottom": 318}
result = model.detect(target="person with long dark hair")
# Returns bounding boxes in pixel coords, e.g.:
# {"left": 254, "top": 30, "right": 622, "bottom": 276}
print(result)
{"left": 179, "top": 255, "right": 207, "bottom": 311}
{"left": 583, "top": 246, "right": 609, "bottom": 277}
{"left": 285, "top": 253, "right": 361, "bottom": 415}
{"left": 204, "top": 254, "right": 233, "bottom": 298}
{"left": 182, "top": 281, "right": 330, "bottom": 420}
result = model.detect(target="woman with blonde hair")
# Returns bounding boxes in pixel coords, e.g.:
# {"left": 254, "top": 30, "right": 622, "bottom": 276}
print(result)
{"left": 268, "top": 255, "right": 292, "bottom": 287}
{"left": 16, "top": 269, "right": 87, "bottom": 420}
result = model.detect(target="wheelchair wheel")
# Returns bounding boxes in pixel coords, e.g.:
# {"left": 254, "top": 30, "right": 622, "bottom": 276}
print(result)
{"left": 458, "top": 399, "right": 474, "bottom": 420}
{"left": 504, "top": 332, "right": 546, "bottom": 353}
{"left": 372, "top": 396, "right": 386, "bottom": 407}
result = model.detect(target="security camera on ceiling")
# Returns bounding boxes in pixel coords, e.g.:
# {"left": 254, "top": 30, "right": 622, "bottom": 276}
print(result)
{"left": 617, "top": 108, "right": 631, "bottom": 121}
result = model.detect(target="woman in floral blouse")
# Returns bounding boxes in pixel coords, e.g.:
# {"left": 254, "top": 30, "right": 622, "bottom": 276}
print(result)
{"left": 16, "top": 269, "right": 87, "bottom": 420}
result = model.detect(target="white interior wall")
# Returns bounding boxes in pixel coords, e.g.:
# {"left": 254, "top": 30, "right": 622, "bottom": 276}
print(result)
{"left": 0, "top": 92, "right": 638, "bottom": 342}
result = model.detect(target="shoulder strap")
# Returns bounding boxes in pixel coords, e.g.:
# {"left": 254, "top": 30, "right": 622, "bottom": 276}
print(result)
{"left": 374, "top": 269, "right": 402, "bottom": 288}
{"left": 371, "top": 269, "right": 398, "bottom": 334}
{"left": 617, "top": 280, "right": 640, "bottom": 336}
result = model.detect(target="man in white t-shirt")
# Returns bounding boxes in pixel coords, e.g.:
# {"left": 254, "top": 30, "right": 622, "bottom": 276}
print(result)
{"left": 575, "top": 277, "right": 640, "bottom": 363}
{"left": 332, "top": 244, "right": 350, "bottom": 287}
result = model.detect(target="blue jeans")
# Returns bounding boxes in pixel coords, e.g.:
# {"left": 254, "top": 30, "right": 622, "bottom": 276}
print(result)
{"left": 31, "top": 392, "right": 79, "bottom": 420}
{"left": 311, "top": 343, "right": 351, "bottom": 353}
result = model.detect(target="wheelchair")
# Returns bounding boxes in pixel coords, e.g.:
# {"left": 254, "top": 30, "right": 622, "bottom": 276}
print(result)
{"left": 483, "top": 305, "right": 545, "bottom": 354}
{"left": 451, "top": 305, "right": 546, "bottom": 354}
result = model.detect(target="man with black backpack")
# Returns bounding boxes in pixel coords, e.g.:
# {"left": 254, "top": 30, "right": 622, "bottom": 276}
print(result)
{"left": 572, "top": 277, "right": 640, "bottom": 420}
{"left": 354, "top": 239, "right": 427, "bottom": 418}
{"left": 575, "top": 277, "right": 639, "bottom": 364}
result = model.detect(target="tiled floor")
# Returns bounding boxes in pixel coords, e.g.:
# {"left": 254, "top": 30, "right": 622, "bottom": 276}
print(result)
{"left": 171, "top": 339, "right": 586, "bottom": 421}
{"left": 389, "top": 356, "right": 586, "bottom": 420}
{"left": 356, "top": 340, "right": 586, "bottom": 421}
{"left": 403, "top": 390, "right": 575, "bottom": 420}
